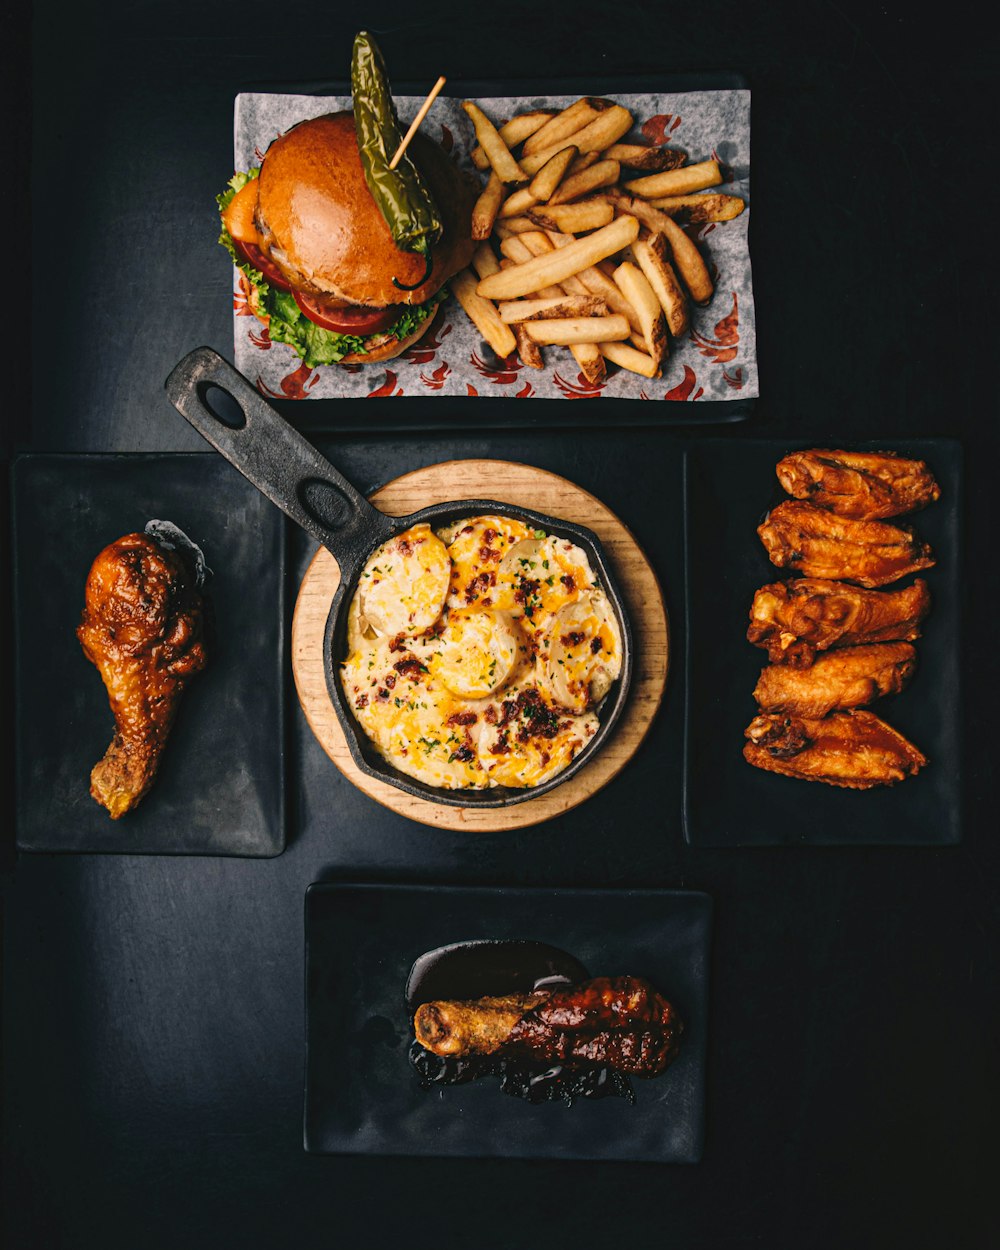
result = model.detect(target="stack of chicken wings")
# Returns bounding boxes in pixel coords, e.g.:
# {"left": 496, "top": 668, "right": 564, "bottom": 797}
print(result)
{"left": 744, "top": 448, "right": 939, "bottom": 789}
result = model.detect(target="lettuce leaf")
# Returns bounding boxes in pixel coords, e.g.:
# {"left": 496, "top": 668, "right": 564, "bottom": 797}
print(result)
{"left": 218, "top": 169, "right": 445, "bottom": 367}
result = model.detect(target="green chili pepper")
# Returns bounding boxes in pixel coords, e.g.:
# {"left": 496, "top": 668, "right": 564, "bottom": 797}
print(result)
{"left": 352, "top": 31, "right": 442, "bottom": 291}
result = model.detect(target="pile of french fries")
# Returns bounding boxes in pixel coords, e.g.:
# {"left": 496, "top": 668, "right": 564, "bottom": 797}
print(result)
{"left": 451, "top": 96, "right": 745, "bottom": 384}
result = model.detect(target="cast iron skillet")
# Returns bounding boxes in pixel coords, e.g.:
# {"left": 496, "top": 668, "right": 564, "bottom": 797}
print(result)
{"left": 165, "top": 347, "right": 634, "bottom": 808}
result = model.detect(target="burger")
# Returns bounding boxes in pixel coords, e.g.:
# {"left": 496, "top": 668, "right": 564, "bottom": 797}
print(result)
{"left": 218, "top": 111, "right": 478, "bottom": 366}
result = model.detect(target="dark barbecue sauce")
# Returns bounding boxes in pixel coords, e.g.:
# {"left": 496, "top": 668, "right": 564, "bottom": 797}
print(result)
{"left": 405, "top": 940, "right": 636, "bottom": 1107}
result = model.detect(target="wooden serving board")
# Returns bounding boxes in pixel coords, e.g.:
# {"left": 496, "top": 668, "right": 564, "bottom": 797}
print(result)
{"left": 291, "top": 459, "right": 669, "bottom": 831}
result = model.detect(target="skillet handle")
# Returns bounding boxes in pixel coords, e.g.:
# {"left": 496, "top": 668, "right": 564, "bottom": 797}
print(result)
{"left": 165, "top": 347, "right": 392, "bottom": 573}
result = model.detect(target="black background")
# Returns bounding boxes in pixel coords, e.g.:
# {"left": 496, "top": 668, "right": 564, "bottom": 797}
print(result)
{"left": 4, "top": 2, "right": 997, "bottom": 1247}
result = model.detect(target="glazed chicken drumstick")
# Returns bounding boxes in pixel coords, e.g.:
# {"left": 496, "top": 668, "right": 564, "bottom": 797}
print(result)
{"left": 775, "top": 448, "right": 941, "bottom": 519}
{"left": 757, "top": 501, "right": 935, "bottom": 588}
{"left": 414, "top": 976, "right": 683, "bottom": 1078}
{"left": 77, "top": 533, "right": 207, "bottom": 819}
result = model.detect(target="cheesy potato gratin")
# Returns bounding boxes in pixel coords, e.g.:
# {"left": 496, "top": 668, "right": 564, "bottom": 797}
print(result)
{"left": 340, "top": 516, "right": 623, "bottom": 789}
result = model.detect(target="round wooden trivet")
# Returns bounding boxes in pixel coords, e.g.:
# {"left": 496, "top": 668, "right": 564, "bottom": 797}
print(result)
{"left": 291, "top": 459, "right": 669, "bottom": 831}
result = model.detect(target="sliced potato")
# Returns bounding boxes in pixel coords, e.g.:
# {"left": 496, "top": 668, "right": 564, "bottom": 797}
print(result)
{"left": 574, "top": 265, "right": 645, "bottom": 335}
{"left": 518, "top": 106, "right": 633, "bottom": 174}
{"left": 542, "top": 597, "right": 623, "bottom": 713}
{"left": 429, "top": 608, "right": 521, "bottom": 699}
{"left": 569, "top": 342, "right": 606, "bottom": 386}
{"left": 567, "top": 151, "right": 601, "bottom": 176}
{"left": 514, "top": 324, "right": 544, "bottom": 369}
{"left": 358, "top": 524, "right": 452, "bottom": 637}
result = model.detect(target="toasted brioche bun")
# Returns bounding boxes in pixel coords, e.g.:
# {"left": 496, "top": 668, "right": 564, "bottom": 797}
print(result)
{"left": 255, "top": 112, "right": 477, "bottom": 308}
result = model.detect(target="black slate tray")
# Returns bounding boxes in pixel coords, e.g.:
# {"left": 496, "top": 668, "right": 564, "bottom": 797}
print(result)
{"left": 683, "top": 438, "right": 962, "bottom": 846}
{"left": 235, "top": 74, "right": 754, "bottom": 433}
{"left": 304, "top": 882, "right": 711, "bottom": 1162}
{"left": 12, "top": 454, "right": 287, "bottom": 856}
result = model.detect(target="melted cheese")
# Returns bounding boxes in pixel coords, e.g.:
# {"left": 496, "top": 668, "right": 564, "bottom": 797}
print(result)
{"left": 340, "top": 516, "right": 622, "bottom": 790}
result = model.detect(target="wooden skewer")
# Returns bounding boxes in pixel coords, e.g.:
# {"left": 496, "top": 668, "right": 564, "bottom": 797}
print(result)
{"left": 389, "top": 75, "right": 447, "bottom": 169}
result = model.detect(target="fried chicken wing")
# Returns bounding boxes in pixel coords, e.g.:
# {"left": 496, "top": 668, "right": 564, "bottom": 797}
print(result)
{"left": 744, "top": 709, "right": 927, "bottom": 789}
{"left": 747, "top": 578, "right": 931, "bottom": 667}
{"left": 413, "top": 976, "right": 682, "bottom": 1078}
{"left": 752, "top": 642, "right": 916, "bottom": 717}
{"left": 77, "top": 533, "right": 207, "bottom": 819}
{"left": 757, "top": 501, "right": 935, "bottom": 587}
{"left": 775, "top": 448, "right": 941, "bottom": 519}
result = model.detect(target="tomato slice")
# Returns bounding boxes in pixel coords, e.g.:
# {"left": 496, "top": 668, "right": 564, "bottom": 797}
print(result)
{"left": 292, "top": 291, "right": 397, "bottom": 336}
{"left": 231, "top": 238, "right": 293, "bottom": 293}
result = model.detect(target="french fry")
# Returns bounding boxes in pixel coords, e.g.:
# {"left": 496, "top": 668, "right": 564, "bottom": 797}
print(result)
{"left": 498, "top": 187, "right": 540, "bottom": 219}
{"left": 461, "top": 101, "right": 527, "bottom": 183}
{"left": 501, "top": 234, "right": 606, "bottom": 383}
{"left": 602, "top": 143, "right": 687, "bottom": 171}
{"left": 499, "top": 235, "right": 537, "bottom": 265}
{"left": 547, "top": 159, "right": 621, "bottom": 206}
{"left": 524, "top": 315, "right": 630, "bottom": 345}
{"left": 623, "top": 158, "right": 722, "bottom": 198}
{"left": 567, "top": 150, "right": 601, "bottom": 176}
{"left": 612, "top": 261, "right": 668, "bottom": 367}
{"left": 648, "top": 192, "right": 746, "bottom": 223}
{"left": 521, "top": 98, "right": 605, "bottom": 156}
{"left": 655, "top": 218, "right": 714, "bottom": 304}
{"left": 497, "top": 295, "right": 608, "bottom": 323}
{"left": 471, "top": 172, "right": 504, "bottom": 240}
{"left": 569, "top": 342, "right": 606, "bottom": 385}
{"left": 514, "top": 324, "right": 544, "bottom": 369}
{"left": 518, "top": 106, "right": 633, "bottom": 174}
{"left": 471, "top": 242, "right": 501, "bottom": 280}
{"left": 529, "top": 199, "right": 615, "bottom": 234}
{"left": 528, "top": 146, "right": 578, "bottom": 204}
{"left": 631, "top": 235, "right": 689, "bottom": 337}
{"left": 598, "top": 341, "right": 662, "bottom": 378}
{"left": 574, "top": 265, "right": 644, "bottom": 335}
{"left": 451, "top": 268, "right": 517, "bottom": 358}
{"left": 476, "top": 215, "right": 640, "bottom": 300}
{"left": 493, "top": 216, "right": 540, "bottom": 237}
{"left": 470, "top": 110, "right": 556, "bottom": 170}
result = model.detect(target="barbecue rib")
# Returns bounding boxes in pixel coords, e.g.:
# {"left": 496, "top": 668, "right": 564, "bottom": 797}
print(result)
{"left": 413, "top": 976, "right": 682, "bottom": 1078}
{"left": 77, "top": 533, "right": 207, "bottom": 819}
{"left": 747, "top": 578, "right": 931, "bottom": 668}
{"left": 743, "top": 709, "right": 927, "bottom": 789}
{"left": 775, "top": 448, "right": 941, "bottom": 519}
{"left": 752, "top": 642, "right": 917, "bottom": 718}
{"left": 757, "top": 501, "right": 935, "bottom": 587}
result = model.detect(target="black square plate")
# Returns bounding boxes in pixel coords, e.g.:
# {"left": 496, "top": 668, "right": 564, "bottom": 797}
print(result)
{"left": 12, "top": 454, "right": 286, "bottom": 856}
{"left": 683, "top": 438, "right": 962, "bottom": 846}
{"left": 304, "top": 883, "right": 711, "bottom": 1162}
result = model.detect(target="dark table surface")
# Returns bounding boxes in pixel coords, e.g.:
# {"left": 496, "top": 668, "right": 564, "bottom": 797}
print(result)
{"left": 4, "top": 2, "right": 997, "bottom": 1247}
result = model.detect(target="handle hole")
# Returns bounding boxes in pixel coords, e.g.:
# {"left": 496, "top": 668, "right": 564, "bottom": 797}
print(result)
{"left": 299, "top": 478, "right": 351, "bottom": 532}
{"left": 198, "top": 382, "right": 247, "bottom": 430}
